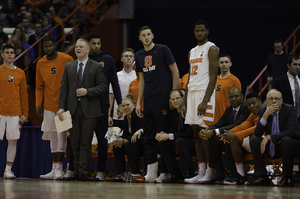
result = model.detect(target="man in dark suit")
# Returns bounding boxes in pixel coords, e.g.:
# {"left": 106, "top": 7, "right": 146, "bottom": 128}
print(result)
{"left": 273, "top": 55, "right": 300, "bottom": 122}
{"left": 247, "top": 89, "right": 300, "bottom": 187}
{"left": 58, "top": 39, "right": 106, "bottom": 181}
{"left": 155, "top": 88, "right": 194, "bottom": 183}
{"left": 199, "top": 87, "right": 252, "bottom": 184}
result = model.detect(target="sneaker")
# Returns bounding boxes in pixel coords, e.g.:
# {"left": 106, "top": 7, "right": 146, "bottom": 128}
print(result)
{"left": 54, "top": 169, "right": 63, "bottom": 180}
{"left": 62, "top": 170, "right": 74, "bottom": 179}
{"left": 4, "top": 170, "right": 16, "bottom": 179}
{"left": 145, "top": 162, "right": 158, "bottom": 183}
{"left": 224, "top": 173, "right": 247, "bottom": 185}
{"left": 154, "top": 173, "right": 171, "bottom": 183}
{"left": 95, "top": 172, "right": 106, "bottom": 181}
{"left": 40, "top": 170, "right": 55, "bottom": 180}
{"left": 198, "top": 169, "right": 215, "bottom": 183}
{"left": 184, "top": 170, "right": 205, "bottom": 184}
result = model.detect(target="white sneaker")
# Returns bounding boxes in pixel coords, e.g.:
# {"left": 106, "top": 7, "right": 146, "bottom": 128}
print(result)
{"left": 40, "top": 170, "right": 55, "bottom": 180}
{"left": 154, "top": 173, "right": 171, "bottom": 183}
{"left": 4, "top": 170, "right": 16, "bottom": 179}
{"left": 54, "top": 169, "right": 63, "bottom": 180}
{"left": 95, "top": 172, "right": 106, "bottom": 181}
{"left": 145, "top": 162, "right": 158, "bottom": 183}
{"left": 63, "top": 170, "right": 74, "bottom": 178}
{"left": 198, "top": 169, "right": 215, "bottom": 183}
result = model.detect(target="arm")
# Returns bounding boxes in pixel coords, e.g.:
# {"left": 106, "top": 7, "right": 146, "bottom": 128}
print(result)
{"left": 197, "top": 46, "right": 219, "bottom": 115}
{"left": 108, "top": 93, "right": 114, "bottom": 126}
{"left": 181, "top": 52, "right": 191, "bottom": 118}
{"left": 20, "top": 71, "right": 29, "bottom": 120}
{"left": 169, "top": 62, "right": 179, "bottom": 90}
{"left": 35, "top": 63, "right": 44, "bottom": 116}
{"left": 136, "top": 72, "right": 144, "bottom": 118}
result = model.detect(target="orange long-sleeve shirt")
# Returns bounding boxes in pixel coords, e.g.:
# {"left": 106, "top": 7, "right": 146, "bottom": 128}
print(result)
{"left": 36, "top": 52, "right": 73, "bottom": 112}
{"left": 0, "top": 65, "right": 28, "bottom": 118}
{"left": 231, "top": 113, "right": 259, "bottom": 140}
{"left": 182, "top": 73, "right": 189, "bottom": 89}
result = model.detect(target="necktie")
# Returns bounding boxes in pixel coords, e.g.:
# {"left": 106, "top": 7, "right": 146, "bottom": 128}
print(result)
{"left": 294, "top": 77, "right": 300, "bottom": 117}
{"left": 233, "top": 110, "right": 237, "bottom": 123}
{"left": 78, "top": 62, "right": 83, "bottom": 85}
{"left": 269, "top": 113, "right": 277, "bottom": 157}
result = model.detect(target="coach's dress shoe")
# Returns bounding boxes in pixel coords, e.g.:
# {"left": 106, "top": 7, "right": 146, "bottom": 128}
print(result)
{"left": 162, "top": 176, "right": 183, "bottom": 183}
{"left": 62, "top": 173, "right": 79, "bottom": 181}
{"left": 282, "top": 176, "right": 294, "bottom": 187}
{"left": 79, "top": 174, "right": 97, "bottom": 181}
{"left": 246, "top": 175, "right": 270, "bottom": 186}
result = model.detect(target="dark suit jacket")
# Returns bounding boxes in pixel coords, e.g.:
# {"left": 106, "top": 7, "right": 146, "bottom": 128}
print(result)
{"left": 273, "top": 74, "right": 294, "bottom": 105}
{"left": 254, "top": 103, "right": 300, "bottom": 144}
{"left": 168, "top": 109, "right": 193, "bottom": 140}
{"left": 59, "top": 58, "right": 106, "bottom": 118}
{"left": 122, "top": 109, "right": 145, "bottom": 141}
{"left": 208, "top": 101, "right": 251, "bottom": 134}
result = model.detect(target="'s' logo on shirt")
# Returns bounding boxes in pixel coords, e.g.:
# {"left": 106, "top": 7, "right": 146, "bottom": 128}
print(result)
{"left": 8, "top": 75, "right": 13, "bottom": 83}
{"left": 143, "top": 56, "right": 156, "bottom": 72}
{"left": 99, "top": 62, "right": 104, "bottom": 67}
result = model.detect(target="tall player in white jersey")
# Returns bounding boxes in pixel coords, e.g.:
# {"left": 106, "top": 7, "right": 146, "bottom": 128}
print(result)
{"left": 182, "top": 19, "right": 219, "bottom": 184}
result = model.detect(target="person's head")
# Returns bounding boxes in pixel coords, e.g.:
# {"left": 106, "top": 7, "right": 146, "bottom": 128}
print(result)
{"left": 43, "top": 36, "right": 56, "bottom": 57}
{"left": 75, "top": 38, "right": 90, "bottom": 60}
{"left": 139, "top": 26, "right": 154, "bottom": 47}
{"left": 22, "top": 17, "right": 31, "bottom": 29}
{"left": 25, "top": 12, "right": 32, "bottom": 22}
{"left": 1, "top": 44, "right": 15, "bottom": 63}
{"left": 12, "top": 27, "right": 26, "bottom": 43}
{"left": 121, "top": 48, "right": 135, "bottom": 67}
{"left": 122, "top": 93, "right": 135, "bottom": 116}
{"left": 41, "top": 16, "right": 50, "bottom": 28}
{"left": 10, "top": 35, "right": 21, "bottom": 46}
{"left": 193, "top": 19, "right": 209, "bottom": 43}
{"left": 15, "top": 44, "right": 24, "bottom": 55}
{"left": 49, "top": 6, "right": 56, "bottom": 16}
{"left": 169, "top": 89, "right": 184, "bottom": 110}
{"left": 45, "top": 11, "right": 54, "bottom": 22}
{"left": 20, "top": 5, "right": 27, "bottom": 17}
{"left": 219, "top": 54, "right": 232, "bottom": 73}
{"left": 67, "top": 0, "right": 76, "bottom": 9}
{"left": 287, "top": 55, "right": 300, "bottom": 76}
{"left": 266, "top": 89, "right": 283, "bottom": 109}
{"left": 87, "top": 32, "right": 101, "bottom": 55}
{"left": 274, "top": 39, "right": 283, "bottom": 54}
{"left": 245, "top": 92, "right": 261, "bottom": 115}
{"left": 34, "top": 22, "right": 43, "bottom": 35}
{"left": 228, "top": 87, "right": 243, "bottom": 108}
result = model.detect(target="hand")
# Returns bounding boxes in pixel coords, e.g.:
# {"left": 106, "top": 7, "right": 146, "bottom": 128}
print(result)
{"left": 222, "top": 130, "right": 238, "bottom": 143}
{"left": 57, "top": 109, "right": 65, "bottom": 121}
{"left": 197, "top": 101, "right": 207, "bottom": 116}
{"left": 136, "top": 103, "right": 143, "bottom": 118}
{"left": 113, "top": 138, "right": 124, "bottom": 148}
{"left": 181, "top": 105, "right": 187, "bottom": 118}
{"left": 219, "top": 133, "right": 230, "bottom": 144}
{"left": 199, "top": 128, "right": 214, "bottom": 140}
{"left": 117, "top": 105, "right": 123, "bottom": 119}
{"left": 108, "top": 115, "right": 113, "bottom": 127}
{"left": 19, "top": 115, "right": 27, "bottom": 123}
{"left": 155, "top": 132, "right": 169, "bottom": 142}
{"left": 265, "top": 104, "right": 280, "bottom": 116}
{"left": 260, "top": 136, "right": 270, "bottom": 154}
{"left": 36, "top": 106, "right": 43, "bottom": 116}
{"left": 76, "top": 88, "right": 87, "bottom": 97}
{"left": 131, "top": 130, "right": 142, "bottom": 143}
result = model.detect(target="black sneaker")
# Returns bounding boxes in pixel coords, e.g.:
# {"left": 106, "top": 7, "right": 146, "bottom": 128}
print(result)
{"left": 223, "top": 173, "right": 247, "bottom": 185}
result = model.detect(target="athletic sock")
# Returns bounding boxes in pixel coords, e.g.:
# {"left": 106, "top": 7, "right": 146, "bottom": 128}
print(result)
{"left": 235, "top": 163, "right": 245, "bottom": 176}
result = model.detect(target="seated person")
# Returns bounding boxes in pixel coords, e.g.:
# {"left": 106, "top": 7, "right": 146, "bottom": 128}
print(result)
{"left": 41, "top": 16, "right": 57, "bottom": 42}
{"left": 112, "top": 93, "right": 145, "bottom": 182}
{"left": 155, "top": 88, "right": 194, "bottom": 183}
{"left": 199, "top": 90, "right": 258, "bottom": 185}
{"left": 247, "top": 89, "right": 300, "bottom": 187}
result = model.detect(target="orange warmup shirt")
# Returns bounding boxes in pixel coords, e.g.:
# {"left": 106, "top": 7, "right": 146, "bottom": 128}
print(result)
{"left": 0, "top": 65, "right": 28, "bottom": 118}
{"left": 211, "top": 74, "right": 241, "bottom": 125}
{"left": 178, "top": 78, "right": 182, "bottom": 88}
{"left": 182, "top": 73, "right": 189, "bottom": 89}
{"left": 36, "top": 52, "right": 74, "bottom": 112}
{"left": 128, "top": 78, "right": 144, "bottom": 111}
{"left": 230, "top": 113, "right": 259, "bottom": 140}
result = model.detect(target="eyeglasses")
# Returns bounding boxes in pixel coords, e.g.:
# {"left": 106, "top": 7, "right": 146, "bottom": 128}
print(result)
{"left": 267, "top": 97, "right": 282, "bottom": 101}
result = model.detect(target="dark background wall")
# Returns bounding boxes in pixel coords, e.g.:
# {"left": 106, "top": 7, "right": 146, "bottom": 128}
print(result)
{"left": 123, "top": 1, "right": 300, "bottom": 94}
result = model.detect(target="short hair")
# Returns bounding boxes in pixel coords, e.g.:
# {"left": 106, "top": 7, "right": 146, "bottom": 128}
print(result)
{"left": 76, "top": 38, "right": 90, "bottom": 48}
{"left": 35, "top": 22, "right": 42, "bottom": 27}
{"left": 169, "top": 88, "right": 184, "bottom": 98}
{"left": 121, "top": 48, "right": 135, "bottom": 57}
{"left": 43, "top": 36, "right": 55, "bottom": 45}
{"left": 122, "top": 93, "right": 135, "bottom": 105}
{"left": 274, "top": 39, "right": 283, "bottom": 44}
{"left": 2, "top": 44, "right": 15, "bottom": 53}
{"left": 87, "top": 32, "right": 101, "bottom": 42}
{"left": 139, "top": 26, "right": 152, "bottom": 35}
{"left": 193, "top": 19, "right": 208, "bottom": 30}
{"left": 219, "top": 54, "right": 231, "bottom": 62}
{"left": 287, "top": 55, "right": 299, "bottom": 65}
{"left": 228, "top": 87, "right": 242, "bottom": 95}
{"left": 245, "top": 92, "right": 260, "bottom": 100}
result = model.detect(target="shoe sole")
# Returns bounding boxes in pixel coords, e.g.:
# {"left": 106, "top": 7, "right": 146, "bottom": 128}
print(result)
{"left": 132, "top": 176, "right": 145, "bottom": 183}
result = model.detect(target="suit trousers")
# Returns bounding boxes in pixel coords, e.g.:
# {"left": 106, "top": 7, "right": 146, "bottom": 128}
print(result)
{"left": 250, "top": 136, "right": 294, "bottom": 176}
{"left": 70, "top": 102, "right": 97, "bottom": 176}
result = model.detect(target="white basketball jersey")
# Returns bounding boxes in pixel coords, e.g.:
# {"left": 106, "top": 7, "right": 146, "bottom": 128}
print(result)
{"left": 188, "top": 41, "right": 217, "bottom": 91}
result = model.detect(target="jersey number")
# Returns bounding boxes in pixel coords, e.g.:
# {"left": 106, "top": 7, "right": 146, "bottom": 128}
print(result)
{"left": 144, "top": 56, "right": 152, "bottom": 67}
{"left": 51, "top": 67, "right": 56, "bottom": 74}
{"left": 191, "top": 65, "right": 198, "bottom": 76}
